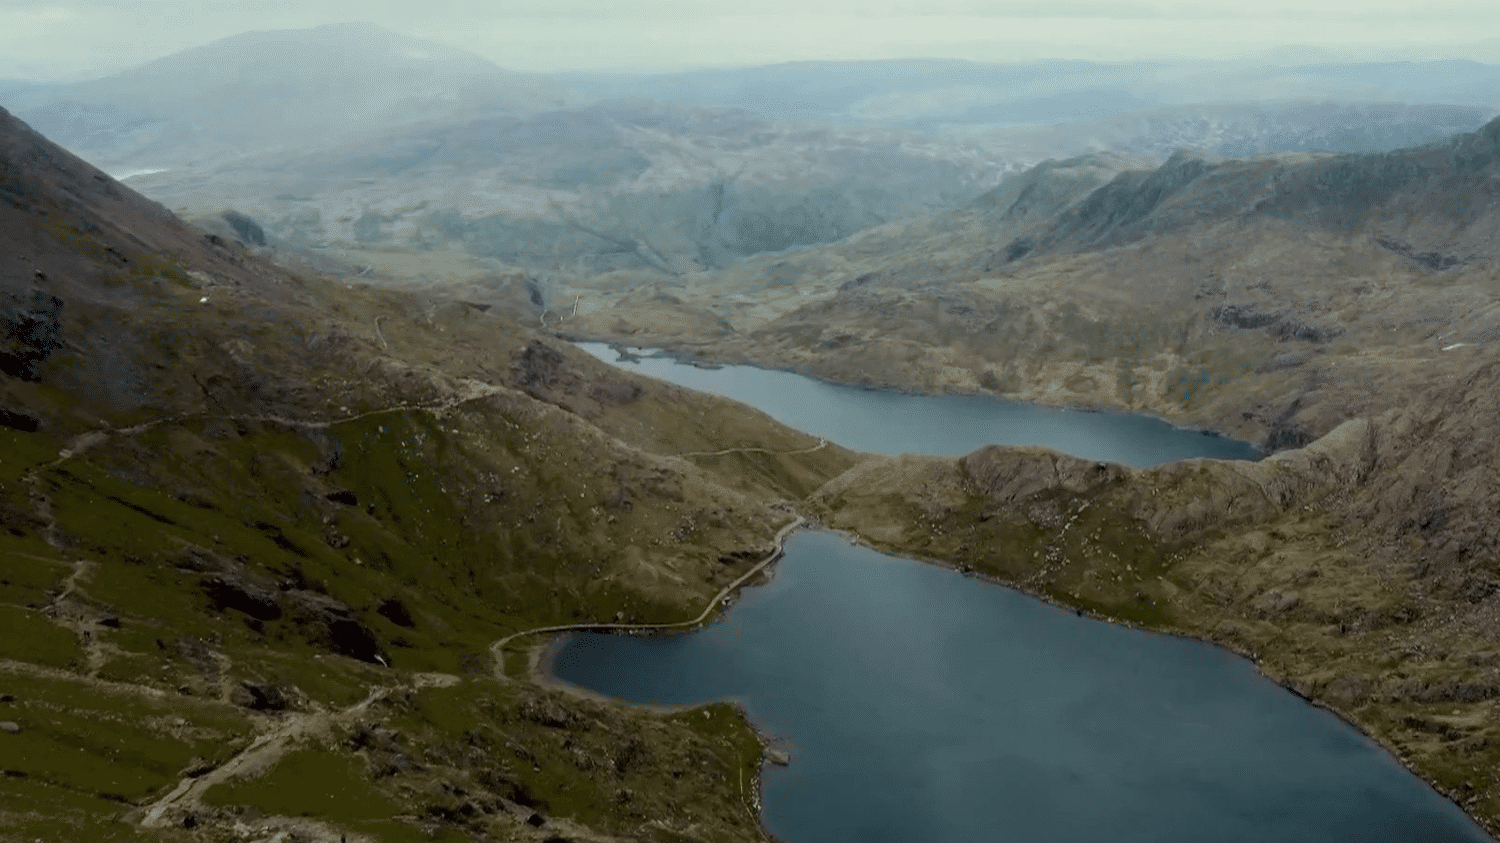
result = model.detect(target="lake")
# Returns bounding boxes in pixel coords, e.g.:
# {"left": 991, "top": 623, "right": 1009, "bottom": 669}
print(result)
{"left": 554, "top": 342, "right": 1492, "bottom": 842}
{"left": 575, "top": 342, "right": 1260, "bottom": 466}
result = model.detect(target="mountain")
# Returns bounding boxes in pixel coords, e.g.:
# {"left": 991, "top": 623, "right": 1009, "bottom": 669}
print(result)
{"left": 0, "top": 104, "right": 858, "bottom": 840}
{"left": 5, "top": 23, "right": 578, "bottom": 172}
{"left": 559, "top": 58, "right": 1500, "bottom": 126}
{"left": 15, "top": 32, "right": 1498, "bottom": 286}
{"left": 126, "top": 98, "right": 1018, "bottom": 275}
{"left": 119, "top": 97, "right": 1492, "bottom": 289}
{"left": 964, "top": 101, "right": 1497, "bottom": 159}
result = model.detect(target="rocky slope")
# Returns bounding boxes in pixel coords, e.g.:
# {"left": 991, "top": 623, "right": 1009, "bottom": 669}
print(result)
{"left": 0, "top": 105, "right": 861, "bottom": 841}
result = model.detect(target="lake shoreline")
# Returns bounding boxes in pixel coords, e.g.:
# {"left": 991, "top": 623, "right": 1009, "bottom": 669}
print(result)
{"left": 805, "top": 518, "right": 1496, "bottom": 839}
{"left": 564, "top": 334, "right": 1266, "bottom": 454}
{"left": 544, "top": 339, "right": 1494, "bottom": 839}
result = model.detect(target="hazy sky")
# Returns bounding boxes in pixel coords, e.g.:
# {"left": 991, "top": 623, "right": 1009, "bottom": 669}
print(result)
{"left": 4, "top": 0, "right": 1500, "bottom": 80}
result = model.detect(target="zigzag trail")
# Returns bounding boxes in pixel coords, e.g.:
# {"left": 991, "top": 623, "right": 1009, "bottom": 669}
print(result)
{"left": 39, "top": 378, "right": 510, "bottom": 470}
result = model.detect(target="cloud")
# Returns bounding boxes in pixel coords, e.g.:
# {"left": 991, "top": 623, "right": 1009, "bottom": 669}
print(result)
{"left": 3, "top": 0, "right": 1500, "bottom": 80}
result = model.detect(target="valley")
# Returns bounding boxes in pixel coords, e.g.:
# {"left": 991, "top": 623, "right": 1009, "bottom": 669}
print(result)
{"left": 5, "top": 19, "right": 1500, "bottom": 843}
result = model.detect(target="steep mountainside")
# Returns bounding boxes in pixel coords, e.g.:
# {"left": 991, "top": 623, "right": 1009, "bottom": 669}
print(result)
{"left": 0, "top": 106, "right": 860, "bottom": 841}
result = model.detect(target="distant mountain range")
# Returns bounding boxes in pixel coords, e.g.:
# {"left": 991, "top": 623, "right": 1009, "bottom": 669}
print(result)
{"left": 559, "top": 57, "right": 1500, "bottom": 127}
{"left": 4, "top": 23, "right": 1499, "bottom": 275}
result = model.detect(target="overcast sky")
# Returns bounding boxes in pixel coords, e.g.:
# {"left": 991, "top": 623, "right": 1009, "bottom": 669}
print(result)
{"left": 4, "top": 0, "right": 1500, "bottom": 81}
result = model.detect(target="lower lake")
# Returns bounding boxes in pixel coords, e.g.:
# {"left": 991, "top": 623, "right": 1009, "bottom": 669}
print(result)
{"left": 553, "top": 533, "right": 1492, "bottom": 843}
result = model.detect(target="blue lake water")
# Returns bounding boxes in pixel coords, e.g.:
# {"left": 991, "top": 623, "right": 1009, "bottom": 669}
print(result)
{"left": 575, "top": 342, "right": 1261, "bottom": 466}
{"left": 556, "top": 343, "right": 1492, "bottom": 842}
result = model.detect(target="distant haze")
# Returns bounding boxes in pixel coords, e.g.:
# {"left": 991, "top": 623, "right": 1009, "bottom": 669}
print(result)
{"left": 6, "top": 0, "right": 1500, "bottom": 80}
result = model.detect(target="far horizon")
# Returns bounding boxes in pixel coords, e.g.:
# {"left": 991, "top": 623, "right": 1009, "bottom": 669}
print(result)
{"left": 4, "top": 3, "right": 1500, "bottom": 83}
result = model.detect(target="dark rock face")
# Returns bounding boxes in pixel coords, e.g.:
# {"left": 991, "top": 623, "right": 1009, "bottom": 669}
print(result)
{"left": 200, "top": 573, "right": 387, "bottom": 662}
{"left": 1002, "top": 237, "right": 1034, "bottom": 262}
{"left": 587, "top": 378, "right": 641, "bottom": 406}
{"left": 1375, "top": 235, "right": 1461, "bottom": 271}
{"left": 1072, "top": 151, "right": 1214, "bottom": 246}
{"left": 1264, "top": 424, "right": 1315, "bottom": 452}
{"left": 221, "top": 210, "right": 267, "bottom": 246}
{"left": 284, "top": 590, "right": 388, "bottom": 664}
{"left": 1271, "top": 319, "right": 1341, "bottom": 344}
{"left": 324, "top": 488, "right": 359, "bottom": 506}
{"left": 0, "top": 288, "right": 63, "bottom": 381}
{"left": 517, "top": 697, "right": 579, "bottom": 729}
{"left": 511, "top": 342, "right": 566, "bottom": 392}
{"left": 1212, "top": 304, "right": 1341, "bottom": 344}
{"left": 0, "top": 408, "right": 39, "bottom": 432}
{"left": 375, "top": 597, "right": 415, "bottom": 628}
{"left": 230, "top": 681, "right": 291, "bottom": 711}
{"left": 1212, "top": 304, "right": 1281, "bottom": 330}
{"left": 200, "top": 574, "right": 283, "bottom": 621}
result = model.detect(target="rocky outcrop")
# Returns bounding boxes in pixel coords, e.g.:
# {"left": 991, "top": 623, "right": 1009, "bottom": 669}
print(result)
{"left": 0, "top": 287, "right": 63, "bottom": 381}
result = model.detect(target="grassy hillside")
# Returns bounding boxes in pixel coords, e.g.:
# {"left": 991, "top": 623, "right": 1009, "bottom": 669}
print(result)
{"left": 0, "top": 105, "right": 860, "bottom": 842}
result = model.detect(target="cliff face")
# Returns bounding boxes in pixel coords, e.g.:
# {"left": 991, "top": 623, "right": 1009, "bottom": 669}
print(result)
{"left": 0, "top": 106, "right": 863, "bottom": 841}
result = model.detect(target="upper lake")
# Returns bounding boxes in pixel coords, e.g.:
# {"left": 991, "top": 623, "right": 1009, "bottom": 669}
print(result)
{"left": 576, "top": 342, "right": 1260, "bottom": 466}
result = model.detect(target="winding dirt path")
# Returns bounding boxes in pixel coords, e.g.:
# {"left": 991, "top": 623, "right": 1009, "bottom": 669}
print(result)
{"left": 490, "top": 517, "right": 805, "bottom": 678}
{"left": 674, "top": 439, "right": 827, "bottom": 458}
{"left": 138, "top": 672, "right": 459, "bottom": 830}
{"left": 42, "top": 378, "right": 510, "bottom": 469}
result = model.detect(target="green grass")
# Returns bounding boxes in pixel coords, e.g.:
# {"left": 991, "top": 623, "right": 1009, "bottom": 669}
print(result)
{"left": 0, "top": 777, "right": 196, "bottom": 842}
{"left": 0, "top": 672, "right": 249, "bottom": 803}
{"left": 0, "top": 606, "right": 79, "bottom": 668}
{"left": 0, "top": 549, "right": 71, "bottom": 610}
{"left": 204, "top": 748, "right": 403, "bottom": 821}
